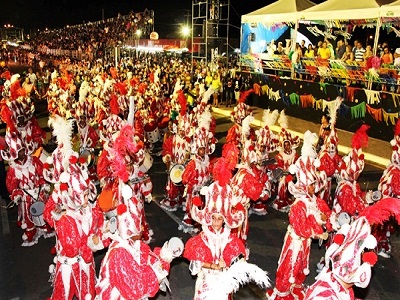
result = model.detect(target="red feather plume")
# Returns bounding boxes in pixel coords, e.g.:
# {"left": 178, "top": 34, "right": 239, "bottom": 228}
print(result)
{"left": 222, "top": 143, "right": 240, "bottom": 170}
{"left": 359, "top": 197, "right": 400, "bottom": 225}
{"left": 177, "top": 90, "right": 187, "bottom": 116}
{"left": 212, "top": 157, "right": 233, "bottom": 186}
{"left": 110, "top": 94, "right": 120, "bottom": 115}
{"left": 114, "top": 82, "right": 127, "bottom": 96}
{"left": 238, "top": 88, "right": 254, "bottom": 103}
{"left": 351, "top": 124, "right": 370, "bottom": 150}
{"left": 10, "top": 81, "right": 21, "bottom": 100}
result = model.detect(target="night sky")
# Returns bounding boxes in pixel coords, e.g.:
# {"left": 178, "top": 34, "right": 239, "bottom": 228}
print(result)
{"left": 0, "top": 0, "right": 267, "bottom": 37}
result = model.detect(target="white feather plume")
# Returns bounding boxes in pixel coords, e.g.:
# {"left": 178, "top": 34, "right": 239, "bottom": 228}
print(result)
{"left": 262, "top": 109, "right": 279, "bottom": 128}
{"left": 301, "top": 130, "right": 318, "bottom": 158}
{"left": 278, "top": 110, "right": 288, "bottom": 129}
{"left": 127, "top": 96, "right": 135, "bottom": 126}
{"left": 241, "top": 115, "right": 254, "bottom": 139}
{"left": 48, "top": 115, "right": 75, "bottom": 168}
{"left": 198, "top": 110, "right": 212, "bottom": 131}
{"left": 201, "top": 86, "right": 214, "bottom": 104}
{"left": 328, "top": 97, "right": 343, "bottom": 127}
{"left": 202, "top": 261, "right": 271, "bottom": 299}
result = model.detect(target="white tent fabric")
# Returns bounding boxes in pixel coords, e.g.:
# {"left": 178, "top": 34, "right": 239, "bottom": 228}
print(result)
{"left": 241, "top": 0, "right": 315, "bottom": 24}
{"left": 380, "top": 0, "right": 400, "bottom": 18}
{"left": 299, "top": 0, "right": 381, "bottom": 21}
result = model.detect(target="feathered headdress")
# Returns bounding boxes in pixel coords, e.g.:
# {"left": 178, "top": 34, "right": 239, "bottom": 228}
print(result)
{"left": 238, "top": 89, "right": 253, "bottom": 103}
{"left": 110, "top": 124, "right": 144, "bottom": 182}
{"left": 328, "top": 97, "right": 343, "bottom": 127}
{"left": 241, "top": 115, "right": 254, "bottom": 141}
{"left": 277, "top": 109, "right": 288, "bottom": 129}
{"left": 262, "top": 109, "right": 279, "bottom": 128}
{"left": 351, "top": 124, "right": 370, "bottom": 150}
{"left": 43, "top": 115, "right": 75, "bottom": 183}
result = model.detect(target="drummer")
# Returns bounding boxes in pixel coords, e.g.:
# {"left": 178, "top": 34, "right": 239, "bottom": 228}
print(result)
{"left": 1, "top": 133, "right": 52, "bottom": 246}
{"left": 160, "top": 90, "right": 193, "bottom": 212}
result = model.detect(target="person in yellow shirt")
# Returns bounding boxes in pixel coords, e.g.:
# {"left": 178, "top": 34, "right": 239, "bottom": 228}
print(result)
{"left": 205, "top": 71, "right": 213, "bottom": 89}
{"left": 317, "top": 42, "right": 331, "bottom": 60}
{"left": 211, "top": 73, "right": 221, "bottom": 107}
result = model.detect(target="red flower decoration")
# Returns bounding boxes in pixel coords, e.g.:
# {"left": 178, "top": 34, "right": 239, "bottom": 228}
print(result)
{"left": 234, "top": 202, "right": 245, "bottom": 213}
{"left": 43, "top": 162, "right": 51, "bottom": 170}
{"left": 117, "top": 204, "right": 127, "bottom": 215}
{"left": 79, "top": 156, "right": 87, "bottom": 164}
{"left": 333, "top": 234, "right": 345, "bottom": 245}
{"left": 362, "top": 251, "right": 378, "bottom": 266}
{"left": 192, "top": 196, "right": 202, "bottom": 207}
{"left": 60, "top": 183, "right": 69, "bottom": 192}
{"left": 69, "top": 155, "right": 78, "bottom": 164}
{"left": 285, "top": 174, "right": 293, "bottom": 183}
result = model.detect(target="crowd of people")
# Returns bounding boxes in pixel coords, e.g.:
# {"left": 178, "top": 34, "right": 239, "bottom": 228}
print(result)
{"left": 1, "top": 48, "right": 400, "bottom": 299}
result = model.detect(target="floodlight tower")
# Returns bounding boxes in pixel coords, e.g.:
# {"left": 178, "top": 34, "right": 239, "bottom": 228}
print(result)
{"left": 191, "top": 0, "right": 230, "bottom": 70}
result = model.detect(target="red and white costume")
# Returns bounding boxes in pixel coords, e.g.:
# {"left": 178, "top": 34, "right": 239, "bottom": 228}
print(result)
{"left": 161, "top": 110, "right": 192, "bottom": 211}
{"left": 96, "top": 199, "right": 183, "bottom": 299}
{"left": 231, "top": 139, "right": 270, "bottom": 242}
{"left": 44, "top": 152, "right": 105, "bottom": 300}
{"left": 1, "top": 87, "right": 50, "bottom": 246}
{"left": 106, "top": 124, "right": 154, "bottom": 244}
{"left": 375, "top": 121, "right": 400, "bottom": 258}
{"left": 267, "top": 132, "right": 333, "bottom": 300}
{"left": 180, "top": 124, "right": 216, "bottom": 232}
{"left": 334, "top": 125, "right": 370, "bottom": 217}
{"left": 318, "top": 129, "right": 342, "bottom": 207}
{"left": 251, "top": 109, "right": 280, "bottom": 215}
{"left": 184, "top": 160, "right": 270, "bottom": 300}
{"left": 272, "top": 126, "right": 300, "bottom": 212}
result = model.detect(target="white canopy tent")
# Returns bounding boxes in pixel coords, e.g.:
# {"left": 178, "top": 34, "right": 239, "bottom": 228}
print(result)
{"left": 299, "top": 0, "right": 382, "bottom": 21}
{"left": 380, "top": 0, "right": 400, "bottom": 18}
{"left": 241, "top": 0, "right": 315, "bottom": 24}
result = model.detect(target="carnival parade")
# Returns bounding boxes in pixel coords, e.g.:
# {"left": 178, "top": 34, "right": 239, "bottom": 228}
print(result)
{"left": 2, "top": 0, "right": 400, "bottom": 299}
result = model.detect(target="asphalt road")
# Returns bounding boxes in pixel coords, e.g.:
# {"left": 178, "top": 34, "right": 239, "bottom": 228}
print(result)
{"left": 0, "top": 96, "right": 399, "bottom": 300}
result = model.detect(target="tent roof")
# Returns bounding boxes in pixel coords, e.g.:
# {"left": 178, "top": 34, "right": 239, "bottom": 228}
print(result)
{"left": 299, "top": 0, "right": 382, "bottom": 20}
{"left": 241, "top": 0, "right": 316, "bottom": 24}
{"left": 380, "top": 0, "right": 400, "bottom": 17}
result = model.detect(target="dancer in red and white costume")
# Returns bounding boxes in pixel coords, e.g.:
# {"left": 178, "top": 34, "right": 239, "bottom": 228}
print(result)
{"left": 317, "top": 100, "right": 343, "bottom": 207}
{"left": 272, "top": 111, "right": 300, "bottom": 212}
{"left": 2, "top": 136, "right": 51, "bottom": 246}
{"left": 334, "top": 125, "right": 370, "bottom": 217}
{"left": 267, "top": 131, "right": 333, "bottom": 300}
{"left": 251, "top": 109, "right": 279, "bottom": 215}
{"left": 184, "top": 157, "right": 271, "bottom": 300}
{"left": 180, "top": 112, "right": 216, "bottom": 232}
{"left": 306, "top": 197, "right": 400, "bottom": 300}
{"left": 231, "top": 137, "right": 270, "bottom": 243}
{"left": 226, "top": 89, "right": 253, "bottom": 148}
{"left": 161, "top": 90, "right": 193, "bottom": 211}
{"left": 107, "top": 124, "right": 154, "bottom": 244}
{"left": 375, "top": 119, "right": 400, "bottom": 258}
{"left": 96, "top": 200, "right": 183, "bottom": 300}
{"left": 44, "top": 151, "right": 105, "bottom": 300}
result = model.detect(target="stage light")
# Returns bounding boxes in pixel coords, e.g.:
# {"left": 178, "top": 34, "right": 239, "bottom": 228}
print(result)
{"left": 182, "top": 26, "right": 191, "bottom": 37}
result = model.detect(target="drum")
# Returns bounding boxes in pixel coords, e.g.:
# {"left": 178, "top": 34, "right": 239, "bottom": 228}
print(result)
{"left": 169, "top": 164, "right": 185, "bottom": 185}
{"left": 108, "top": 216, "right": 118, "bottom": 234}
{"left": 145, "top": 123, "right": 161, "bottom": 144}
{"left": 80, "top": 149, "right": 96, "bottom": 168}
{"left": 271, "top": 168, "right": 285, "bottom": 183}
{"left": 30, "top": 201, "right": 45, "bottom": 227}
{"left": 139, "top": 151, "right": 154, "bottom": 173}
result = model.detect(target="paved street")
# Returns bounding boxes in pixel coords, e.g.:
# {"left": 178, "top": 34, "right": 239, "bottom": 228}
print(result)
{"left": 0, "top": 106, "right": 399, "bottom": 300}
